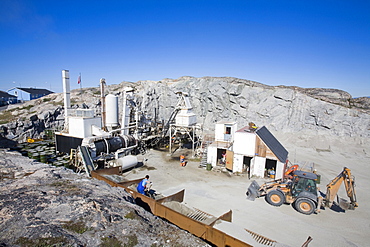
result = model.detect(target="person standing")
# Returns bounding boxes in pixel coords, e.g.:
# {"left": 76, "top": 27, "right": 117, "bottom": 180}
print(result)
{"left": 137, "top": 175, "right": 149, "bottom": 195}
{"left": 180, "top": 154, "right": 186, "bottom": 167}
{"left": 221, "top": 151, "right": 226, "bottom": 164}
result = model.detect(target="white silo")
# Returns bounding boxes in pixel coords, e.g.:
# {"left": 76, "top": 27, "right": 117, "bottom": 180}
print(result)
{"left": 106, "top": 94, "right": 119, "bottom": 130}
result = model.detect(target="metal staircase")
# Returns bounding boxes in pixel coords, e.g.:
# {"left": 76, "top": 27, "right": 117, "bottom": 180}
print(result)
{"left": 199, "top": 141, "right": 211, "bottom": 167}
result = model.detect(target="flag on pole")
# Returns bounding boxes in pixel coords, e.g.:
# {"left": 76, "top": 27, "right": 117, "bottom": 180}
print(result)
{"left": 78, "top": 74, "right": 81, "bottom": 84}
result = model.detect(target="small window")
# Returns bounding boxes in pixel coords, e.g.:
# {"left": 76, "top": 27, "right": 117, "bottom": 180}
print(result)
{"left": 225, "top": 126, "right": 231, "bottom": 134}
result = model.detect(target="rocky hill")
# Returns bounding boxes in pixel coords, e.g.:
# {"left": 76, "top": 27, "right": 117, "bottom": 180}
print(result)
{"left": 0, "top": 76, "right": 369, "bottom": 246}
{"left": 1, "top": 76, "right": 369, "bottom": 143}
{"left": 132, "top": 76, "right": 370, "bottom": 137}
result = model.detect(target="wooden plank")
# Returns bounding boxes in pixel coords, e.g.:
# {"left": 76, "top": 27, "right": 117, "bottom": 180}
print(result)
{"left": 255, "top": 136, "right": 266, "bottom": 157}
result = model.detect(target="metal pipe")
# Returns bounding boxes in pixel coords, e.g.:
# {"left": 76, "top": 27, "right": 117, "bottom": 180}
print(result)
{"left": 100, "top": 78, "right": 106, "bottom": 130}
{"left": 62, "top": 70, "right": 70, "bottom": 118}
{"left": 122, "top": 87, "right": 134, "bottom": 135}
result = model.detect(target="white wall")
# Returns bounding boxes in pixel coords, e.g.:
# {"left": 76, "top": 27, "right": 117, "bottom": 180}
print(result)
{"left": 275, "top": 161, "right": 285, "bottom": 180}
{"left": 69, "top": 117, "right": 102, "bottom": 138}
{"left": 215, "top": 122, "right": 237, "bottom": 142}
{"left": 215, "top": 123, "right": 225, "bottom": 142}
{"left": 251, "top": 156, "right": 266, "bottom": 178}
{"left": 233, "top": 132, "right": 256, "bottom": 156}
{"left": 207, "top": 146, "right": 218, "bottom": 167}
{"left": 233, "top": 154, "right": 244, "bottom": 173}
{"left": 175, "top": 112, "right": 197, "bottom": 126}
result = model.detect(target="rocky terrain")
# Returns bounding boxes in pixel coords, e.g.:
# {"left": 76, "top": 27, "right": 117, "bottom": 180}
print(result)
{"left": 0, "top": 150, "right": 209, "bottom": 247}
{"left": 132, "top": 76, "right": 370, "bottom": 137}
{"left": 0, "top": 76, "right": 369, "bottom": 246}
{"left": 0, "top": 76, "right": 369, "bottom": 143}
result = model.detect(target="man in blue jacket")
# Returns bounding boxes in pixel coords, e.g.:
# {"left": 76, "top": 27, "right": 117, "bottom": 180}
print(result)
{"left": 137, "top": 175, "right": 149, "bottom": 195}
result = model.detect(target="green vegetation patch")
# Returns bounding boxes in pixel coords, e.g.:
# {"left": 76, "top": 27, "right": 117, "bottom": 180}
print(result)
{"left": 42, "top": 98, "right": 52, "bottom": 102}
{"left": 124, "top": 235, "right": 138, "bottom": 247}
{"left": 18, "top": 104, "right": 35, "bottom": 111}
{"left": 124, "top": 210, "right": 140, "bottom": 220}
{"left": 50, "top": 180, "right": 72, "bottom": 188}
{"left": 49, "top": 180, "right": 81, "bottom": 195}
{"left": 15, "top": 236, "right": 69, "bottom": 247}
{"left": 0, "top": 104, "right": 36, "bottom": 124}
{"left": 62, "top": 219, "right": 90, "bottom": 234}
{"left": 0, "top": 110, "right": 15, "bottom": 124}
{"left": 100, "top": 236, "right": 122, "bottom": 247}
{"left": 51, "top": 100, "right": 63, "bottom": 106}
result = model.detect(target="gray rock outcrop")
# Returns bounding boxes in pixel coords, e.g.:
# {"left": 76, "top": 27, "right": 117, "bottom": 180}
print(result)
{"left": 1, "top": 76, "right": 369, "bottom": 143}
{"left": 2, "top": 110, "right": 62, "bottom": 141}
{"left": 0, "top": 150, "right": 209, "bottom": 246}
{"left": 131, "top": 77, "right": 370, "bottom": 137}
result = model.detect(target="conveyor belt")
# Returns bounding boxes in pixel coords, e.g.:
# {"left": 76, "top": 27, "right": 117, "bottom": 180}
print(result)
{"left": 78, "top": 146, "right": 94, "bottom": 176}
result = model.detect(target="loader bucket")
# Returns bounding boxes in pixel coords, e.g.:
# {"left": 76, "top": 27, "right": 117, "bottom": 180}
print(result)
{"left": 246, "top": 180, "right": 261, "bottom": 201}
{"left": 338, "top": 197, "right": 357, "bottom": 211}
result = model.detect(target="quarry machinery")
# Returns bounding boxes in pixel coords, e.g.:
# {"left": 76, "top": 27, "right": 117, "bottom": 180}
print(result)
{"left": 246, "top": 167, "right": 358, "bottom": 215}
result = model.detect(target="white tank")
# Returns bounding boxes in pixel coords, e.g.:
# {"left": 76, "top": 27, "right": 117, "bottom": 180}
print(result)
{"left": 117, "top": 155, "right": 138, "bottom": 171}
{"left": 106, "top": 94, "right": 119, "bottom": 128}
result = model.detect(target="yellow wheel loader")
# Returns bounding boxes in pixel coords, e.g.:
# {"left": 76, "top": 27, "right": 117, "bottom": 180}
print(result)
{"left": 246, "top": 167, "right": 358, "bottom": 215}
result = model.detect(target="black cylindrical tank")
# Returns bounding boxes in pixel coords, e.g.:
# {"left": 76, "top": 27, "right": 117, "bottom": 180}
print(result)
{"left": 94, "top": 135, "right": 136, "bottom": 155}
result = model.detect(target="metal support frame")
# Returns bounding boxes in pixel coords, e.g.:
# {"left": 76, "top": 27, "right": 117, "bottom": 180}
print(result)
{"left": 169, "top": 124, "right": 202, "bottom": 158}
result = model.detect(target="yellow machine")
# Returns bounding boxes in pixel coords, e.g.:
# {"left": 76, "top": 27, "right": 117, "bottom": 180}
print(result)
{"left": 324, "top": 167, "right": 358, "bottom": 210}
{"left": 27, "top": 137, "right": 44, "bottom": 143}
{"left": 246, "top": 167, "right": 358, "bottom": 215}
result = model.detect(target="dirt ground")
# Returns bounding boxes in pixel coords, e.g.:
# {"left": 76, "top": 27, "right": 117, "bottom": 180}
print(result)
{"left": 123, "top": 133, "right": 370, "bottom": 247}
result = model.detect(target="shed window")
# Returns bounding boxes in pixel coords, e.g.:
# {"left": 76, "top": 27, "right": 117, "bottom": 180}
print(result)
{"left": 225, "top": 126, "right": 231, "bottom": 134}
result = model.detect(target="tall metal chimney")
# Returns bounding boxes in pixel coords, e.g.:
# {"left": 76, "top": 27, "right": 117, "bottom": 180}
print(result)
{"left": 62, "top": 70, "right": 71, "bottom": 118}
{"left": 100, "top": 78, "right": 106, "bottom": 130}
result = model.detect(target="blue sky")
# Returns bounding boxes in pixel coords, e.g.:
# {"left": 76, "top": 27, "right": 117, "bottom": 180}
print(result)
{"left": 0, "top": 0, "right": 369, "bottom": 97}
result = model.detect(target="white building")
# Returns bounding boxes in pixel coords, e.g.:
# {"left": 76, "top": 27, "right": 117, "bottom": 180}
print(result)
{"left": 207, "top": 121, "right": 237, "bottom": 171}
{"left": 207, "top": 122, "right": 288, "bottom": 180}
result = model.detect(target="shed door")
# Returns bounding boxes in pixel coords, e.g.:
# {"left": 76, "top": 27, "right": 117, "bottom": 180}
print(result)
{"left": 226, "top": 150, "right": 234, "bottom": 170}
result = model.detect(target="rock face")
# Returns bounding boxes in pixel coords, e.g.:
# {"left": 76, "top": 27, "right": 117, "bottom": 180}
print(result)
{"left": 0, "top": 150, "right": 209, "bottom": 247}
{"left": 131, "top": 77, "right": 370, "bottom": 137}
{"left": 1, "top": 76, "right": 369, "bottom": 142}
{"left": 0, "top": 95, "right": 65, "bottom": 142}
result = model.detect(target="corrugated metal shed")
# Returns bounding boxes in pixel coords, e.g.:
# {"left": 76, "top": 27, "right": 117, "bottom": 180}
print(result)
{"left": 256, "top": 126, "right": 288, "bottom": 163}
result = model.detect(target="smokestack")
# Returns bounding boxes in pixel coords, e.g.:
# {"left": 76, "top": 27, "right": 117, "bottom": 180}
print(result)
{"left": 62, "top": 70, "right": 70, "bottom": 118}
{"left": 100, "top": 78, "right": 106, "bottom": 130}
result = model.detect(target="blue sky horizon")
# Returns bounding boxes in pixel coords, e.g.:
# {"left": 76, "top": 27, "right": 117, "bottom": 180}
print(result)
{"left": 0, "top": 0, "right": 369, "bottom": 97}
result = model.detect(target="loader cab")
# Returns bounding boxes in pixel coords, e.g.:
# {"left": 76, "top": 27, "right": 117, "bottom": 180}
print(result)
{"left": 291, "top": 170, "right": 318, "bottom": 197}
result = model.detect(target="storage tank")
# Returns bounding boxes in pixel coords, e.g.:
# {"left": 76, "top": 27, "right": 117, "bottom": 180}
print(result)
{"left": 106, "top": 94, "right": 119, "bottom": 129}
{"left": 117, "top": 155, "right": 138, "bottom": 171}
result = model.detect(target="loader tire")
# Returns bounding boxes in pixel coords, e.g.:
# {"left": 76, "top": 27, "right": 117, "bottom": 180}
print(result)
{"left": 295, "top": 198, "right": 315, "bottom": 215}
{"left": 266, "top": 190, "right": 285, "bottom": 207}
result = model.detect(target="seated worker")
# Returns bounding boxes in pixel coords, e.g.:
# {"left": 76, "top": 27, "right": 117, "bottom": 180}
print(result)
{"left": 137, "top": 175, "right": 149, "bottom": 195}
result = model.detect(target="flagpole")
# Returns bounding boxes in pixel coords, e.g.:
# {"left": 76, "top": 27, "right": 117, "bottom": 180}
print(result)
{"left": 79, "top": 73, "right": 82, "bottom": 93}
